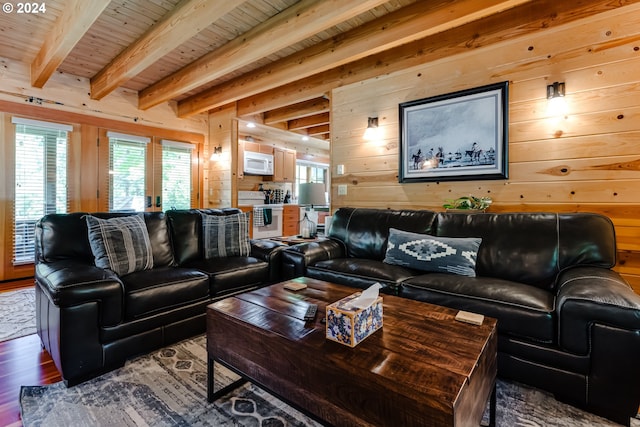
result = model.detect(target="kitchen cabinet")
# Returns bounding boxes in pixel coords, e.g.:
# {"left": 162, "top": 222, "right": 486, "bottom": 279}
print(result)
{"left": 282, "top": 204, "right": 300, "bottom": 236}
{"left": 272, "top": 147, "right": 296, "bottom": 182}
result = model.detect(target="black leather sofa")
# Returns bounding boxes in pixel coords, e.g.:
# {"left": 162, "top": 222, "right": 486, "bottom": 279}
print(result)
{"left": 282, "top": 207, "right": 640, "bottom": 426}
{"left": 34, "top": 208, "right": 283, "bottom": 386}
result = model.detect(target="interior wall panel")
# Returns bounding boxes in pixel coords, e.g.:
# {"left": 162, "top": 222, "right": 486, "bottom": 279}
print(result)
{"left": 330, "top": 7, "right": 640, "bottom": 292}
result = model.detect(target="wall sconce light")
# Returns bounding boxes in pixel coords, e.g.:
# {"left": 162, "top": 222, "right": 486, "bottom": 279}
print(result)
{"left": 546, "top": 81, "right": 565, "bottom": 99}
{"left": 363, "top": 116, "right": 380, "bottom": 141}
{"left": 210, "top": 145, "right": 222, "bottom": 161}
{"left": 546, "top": 81, "right": 567, "bottom": 116}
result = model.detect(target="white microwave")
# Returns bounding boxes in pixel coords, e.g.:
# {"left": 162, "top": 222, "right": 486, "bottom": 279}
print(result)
{"left": 244, "top": 151, "right": 274, "bottom": 175}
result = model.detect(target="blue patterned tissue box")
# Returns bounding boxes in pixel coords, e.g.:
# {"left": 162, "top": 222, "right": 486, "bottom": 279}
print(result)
{"left": 325, "top": 293, "right": 383, "bottom": 347}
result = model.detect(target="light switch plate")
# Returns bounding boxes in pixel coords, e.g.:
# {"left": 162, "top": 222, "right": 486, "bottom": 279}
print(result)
{"left": 336, "top": 164, "right": 345, "bottom": 175}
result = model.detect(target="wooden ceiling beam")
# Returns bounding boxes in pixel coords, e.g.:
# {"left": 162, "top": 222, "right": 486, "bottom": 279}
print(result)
{"left": 288, "top": 113, "right": 331, "bottom": 131}
{"left": 176, "top": 0, "right": 531, "bottom": 117}
{"left": 31, "top": 0, "right": 110, "bottom": 88}
{"left": 237, "top": 0, "right": 636, "bottom": 116}
{"left": 139, "top": 0, "right": 390, "bottom": 110}
{"left": 306, "top": 124, "right": 331, "bottom": 136}
{"left": 263, "top": 98, "right": 330, "bottom": 124}
{"left": 90, "top": 0, "right": 242, "bottom": 100}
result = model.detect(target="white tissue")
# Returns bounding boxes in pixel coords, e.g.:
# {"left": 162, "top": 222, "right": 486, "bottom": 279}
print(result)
{"left": 346, "top": 283, "right": 382, "bottom": 309}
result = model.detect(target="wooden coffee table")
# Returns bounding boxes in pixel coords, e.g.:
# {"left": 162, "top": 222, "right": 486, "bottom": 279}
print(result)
{"left": 206, "top": 277, "right": 497, "bottom": 427}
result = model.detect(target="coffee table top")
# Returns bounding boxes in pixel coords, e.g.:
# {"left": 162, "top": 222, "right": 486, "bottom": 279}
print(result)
{"left": 207, "top": 277, "right": 497, "bottom": 426}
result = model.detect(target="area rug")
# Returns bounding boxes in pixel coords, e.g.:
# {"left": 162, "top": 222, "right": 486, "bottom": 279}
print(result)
{"left": 0, "top": 287, "right": 36, "bottom": 342}
{"left": 20, "top": 335, "right": 640, "bottom": 427}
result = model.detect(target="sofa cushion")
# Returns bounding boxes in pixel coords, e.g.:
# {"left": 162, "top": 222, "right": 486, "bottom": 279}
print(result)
{"left": 307, "top": 258, "right": 418, "bottom": 294}
{"left": 401, "top": 275, "right": 556, "bottom": 343}
{"left": 435, "top": 212, "right": 565, "bottom": 291}
{"left": 166, "top": 208, "right": 244, "bottom": 265}
{"left": 328, "top": 207, "right": 438, "bottom": 260}
{"left": 201, "top": 212, "right": 251, "bottom": 259}
{"left": 184, "top": 257, "right": 269, "bottom": 296}
{"left": 142, "top": 212, "right": 174, "bottom": 267}
{"left": 384, "top": 228, "right": 481, "bottom": 277}
{"left": 86, "top": 214, "right": 154, "bottom": 276}
{"left": 121, "top": 266, "right": 209, "bottom": 320}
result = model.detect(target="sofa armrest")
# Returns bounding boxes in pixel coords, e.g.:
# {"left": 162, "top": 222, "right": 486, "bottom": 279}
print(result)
{"left": 250, "top": 239, "right": 287, "bottom": 282}
{"left": 556, "top": 266, "right": 640, "bottom": 354}
{"left": 250, "top": 238, "right": 286, "bottom": 261}
{"left": 281, "top": 239, "right": 346, "bottom": 279}
{"left": 35, "top": 260, "right": 124, "bottom": 326}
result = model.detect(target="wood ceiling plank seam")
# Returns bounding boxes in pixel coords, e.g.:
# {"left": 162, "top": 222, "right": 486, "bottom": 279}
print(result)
{"left": 86, "top": 14, "right": 156, "bottom": 40}
{"left": 99, "top": 8, "right": 161, "bottom": 32}
{"left": 248, "top": 0, "right": 295, "bottom": 16}
{"left": 116, "top": 0, "right": 179, "bottom": 19}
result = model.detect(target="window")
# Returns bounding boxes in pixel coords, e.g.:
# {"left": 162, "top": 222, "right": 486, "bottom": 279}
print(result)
{"left": 295, "top": 161, "right": 329, "bottom": 199}
{"left": 12, "top": 117, "right": 71, "bottom": 265}
{"left": 161, "top": 140, "right": 195, "bottom": 210}
{"left": 107, "top": 132, "right": 150, "bottom": 212}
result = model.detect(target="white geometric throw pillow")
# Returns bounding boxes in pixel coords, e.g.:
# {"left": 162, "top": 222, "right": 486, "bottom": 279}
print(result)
{"left": 383, "top": 228, "right": 481, "bottom": 277}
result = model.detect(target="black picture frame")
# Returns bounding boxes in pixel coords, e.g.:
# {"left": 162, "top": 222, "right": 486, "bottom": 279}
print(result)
{"left": 399, "top": 81, "right": 509, "bottom": 183}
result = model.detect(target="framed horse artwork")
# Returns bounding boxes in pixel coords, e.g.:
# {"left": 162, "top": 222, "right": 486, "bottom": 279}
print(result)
{"left": 399, "top": 81, "right": 509, "bottom": 183}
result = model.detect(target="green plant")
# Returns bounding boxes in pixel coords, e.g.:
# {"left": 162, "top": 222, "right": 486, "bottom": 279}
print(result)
{"left": 443, "top": 195, "right": 492, "bottom": 210}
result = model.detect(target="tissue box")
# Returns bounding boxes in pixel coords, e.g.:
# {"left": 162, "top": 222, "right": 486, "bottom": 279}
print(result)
{"left": 326, "top": 293, "right": 383, "bottom": 347}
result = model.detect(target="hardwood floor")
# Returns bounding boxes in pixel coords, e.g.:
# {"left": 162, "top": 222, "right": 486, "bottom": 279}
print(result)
{"left": 0, "top": 279, "right": 61, "bottom": 427}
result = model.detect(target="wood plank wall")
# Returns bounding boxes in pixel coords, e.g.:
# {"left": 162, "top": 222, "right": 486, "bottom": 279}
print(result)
{"left": 207, "top": 105, "right": 237, "bottom": 208}
{"left": 330, "top": 6, "right": 640, "bottom": 291}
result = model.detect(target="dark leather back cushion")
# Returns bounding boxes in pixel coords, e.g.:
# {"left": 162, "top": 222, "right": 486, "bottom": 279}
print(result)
{"left": 37, "top": 212, "right": 93, "bottom": 263}
{"left": 557, "top": 213, "right": 616, "bottom": 269}
{"left": 143, "top": 212, "right": 174, "bottom": 267}
{"left": 37, "top": 211, "right": 174, "bottom": 266}
{"left": 436, "top": 212, "right": 559, "bottom": 290}
{"left": 435, "top": 212, "right": 615, "bottom": 291}
{"left": 329, "top": 207, "right": 437, "bottom": 260}
{"left": 166, "top": 208, "right": 242, "bottom": 265}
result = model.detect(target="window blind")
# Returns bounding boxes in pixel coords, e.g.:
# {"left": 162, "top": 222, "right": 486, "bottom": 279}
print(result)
{"left": 161, "top": 140, "right": 194, "bottom": 210}
{"left": 13, "top": 119, "right": 69, "bottom": 265}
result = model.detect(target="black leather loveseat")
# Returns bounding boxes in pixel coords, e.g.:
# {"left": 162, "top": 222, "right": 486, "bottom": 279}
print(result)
{"left": 282, "top": 207, "right": 640, "bottom": 425}
{"left": 34, "top": 208, "right": 283, "bottom": 386}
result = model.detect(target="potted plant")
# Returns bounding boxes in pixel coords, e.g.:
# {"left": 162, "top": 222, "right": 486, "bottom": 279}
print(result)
{"left": 443, "top": 195, "right": 492, "bottom": 212}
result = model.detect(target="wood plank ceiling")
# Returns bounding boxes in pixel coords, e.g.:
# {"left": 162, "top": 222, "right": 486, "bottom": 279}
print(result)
{"left": 0, "top": 0, "right": 633, "bottom": 143}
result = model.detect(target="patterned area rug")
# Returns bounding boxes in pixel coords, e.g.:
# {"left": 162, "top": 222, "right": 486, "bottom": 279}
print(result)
{"left": 20, "top": 336, "right": 320, "bottom": 427}
{"left": 0, "top": 287, "right": 36, "bottom": 342}
{"left": 19, "top": 335, "right": 640, "bottom": 427}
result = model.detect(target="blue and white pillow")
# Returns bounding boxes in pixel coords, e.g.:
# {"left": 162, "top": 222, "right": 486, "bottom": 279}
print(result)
{"left": 86, "top": 214, "right": 154, "bottom": 276}
{"left": 383, "top": 228, "right": 481, "bottom": 277}
{"left": 201, "top": 212, "right": 251, "bottom": 259}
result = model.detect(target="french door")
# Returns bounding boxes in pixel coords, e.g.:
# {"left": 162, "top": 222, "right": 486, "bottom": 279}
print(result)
{"left": 97, "top": 130, "right": 199, "bottom": 212}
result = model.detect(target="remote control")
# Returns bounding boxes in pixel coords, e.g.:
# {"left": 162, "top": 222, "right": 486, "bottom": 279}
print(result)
{"left": 304, "top": 304, "right": 318, "bottom": 321}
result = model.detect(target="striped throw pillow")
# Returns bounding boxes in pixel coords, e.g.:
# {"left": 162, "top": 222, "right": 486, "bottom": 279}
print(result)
{"left": 201, "top": 212, "right": 251, "bottom": 259}
{"left": 86, "top": 214, "right": 154, "bottom": 276}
